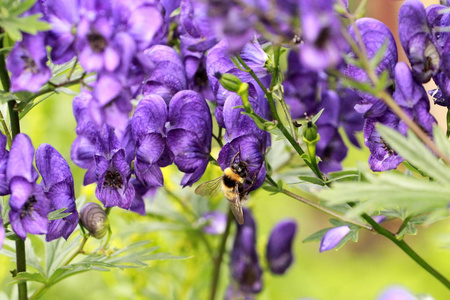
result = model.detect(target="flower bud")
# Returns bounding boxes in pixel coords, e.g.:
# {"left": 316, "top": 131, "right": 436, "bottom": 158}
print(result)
{"left": 266, "top": 220, "right": 297, "bottom": 275}
{"left": 80, "top": 203, "right": 109, "bottom": 239}
{"left": 302, "top": 121, "right": 319, "bottom": 144}
{"left": 215, "top": 72, "right": 243, "bottom": 93}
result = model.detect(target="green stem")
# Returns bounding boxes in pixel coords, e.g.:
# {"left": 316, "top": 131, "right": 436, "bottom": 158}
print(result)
{"left": 209, "top": 210, "right": 233, "bottom": 300}
{"left": 362, "top": 215, "right": 450, "bottom": 289}
{"left": 1, "top": 32, "right": 27, "bottom": 300}
{"left": 62, "top": 236, "right": 89, "bottom": 266}
{"left": 264, "top": 175, "right": 371, "bottom": 230}
{"left": 235, "top": 49, "right": 322, "bottom": 179}
{"left": 446, "top": 109, "right": 450, "bottom": 138}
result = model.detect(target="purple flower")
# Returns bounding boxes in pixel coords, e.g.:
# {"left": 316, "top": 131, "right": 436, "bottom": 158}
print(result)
{"left": 298, "top": 0, "right": 348, "bottom": 70}
{"left": 131, "top": 94, "right": 171, "bottom": 188}
{"left": 0, "top": 132, "right": 9, "bottom": 196}
{"left": 320, "top": 216, "right": 386, "bottom": 252}
{"left": 45, "top": 0, "right": 79, "bottom": 64}
{"left": 266, "top": 220, "right": 297, "bottom": 275}
{"left": 284, "top": 51, "right": 328, "bottom": 118}
{"left": 345, "top": 18, "right": 397, "bottom": 117}
{"left": 201, "top": 211, "right": 227, "bottom": 235}
{"left": 319, "top": 226, "right": 350, "bottom": 252}
{"left": 393, "top": 62, "right": 436, "bottom": 135}
{"left": 36, "top": 144, "right": 78, "bottom": 241}
{"left": 129, "top": 178, "right": 157, "bottom": 216}
{"left": 377, "top": 286, "right": 416, "bottom": 300}
{"left": 218, "top": 135, "right": 266, "bottom": 192}
{"left": 207, "top": 1, "right": 255, "bottom": 52}
{"left": 7, "top": 134, "right": 50, "bottom": 240}
{"left": 94, "top": 125, "right": 135, "bottom": 209}
{"left": 7, "top": 33, "right": 51, "bottom": 93}
{"left": 399, "top": 0, "right": 440, "bottom": 83}
{"left": 142, "top": 45, "right": 187, "bottom": 103}
{"left": 71, "top": 92, "right": 99, "bottom": 185}
{"left": 364, "top": 113, "right": 404, "bottom": 172}
{"left": 167, "top": 90, "right": 212, "bottom": 187}
{"left": 180, "top": 0, "right": 217, "bottom": 52}
{"left": 230, "top": 208, "right": 262, "bottom": 294}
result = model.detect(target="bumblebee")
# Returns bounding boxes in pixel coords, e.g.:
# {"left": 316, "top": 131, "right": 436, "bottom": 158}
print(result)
{"left": 195, "top": 150, "right": 253, "bottom": 225}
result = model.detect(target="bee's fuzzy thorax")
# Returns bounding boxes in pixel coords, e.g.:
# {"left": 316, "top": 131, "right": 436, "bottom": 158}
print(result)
{"left": 223, "top": 167, "right": 244, "bottom": 185}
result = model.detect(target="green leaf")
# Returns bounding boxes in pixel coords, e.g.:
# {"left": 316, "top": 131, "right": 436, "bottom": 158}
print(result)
{"left": 10, "top": 272, "right": 47, "bottom": 285}
{"left": 377, "top": 125, "right": 450, "bottom": 184}
{"left": 48, "top": 208, "right": 72, "bottom": 221}
{"left": 369, "top": 40, "right": 388, "bottom": 70}
{"left": 11, "top": 0, "right": 37, "bottom": 16}
{"left": 303, "top": 228, "right": 331, "bottom": 243}
{"left": 433, "top": 125, "right": 450, "bottom": 159}
{"left": 311, "top": 108, "right": 324, "bottom": 124}
{"left": 0, "top": 90, "right": 19, "bottom": 103}
{"left": 297, "top": 175, "right": 325, "bottom": 186}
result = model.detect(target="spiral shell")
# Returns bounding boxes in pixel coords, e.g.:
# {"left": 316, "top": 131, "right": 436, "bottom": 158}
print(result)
{"left": 80, "top": 202, "right": 109, "bottom": 239}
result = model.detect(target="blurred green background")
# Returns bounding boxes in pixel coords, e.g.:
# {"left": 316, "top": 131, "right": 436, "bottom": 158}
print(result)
{"left": 0, "top": 88, "right": 448, "bottom": 300}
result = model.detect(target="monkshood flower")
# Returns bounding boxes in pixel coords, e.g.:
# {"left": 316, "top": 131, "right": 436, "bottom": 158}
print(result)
{"left": 298, "top": 0, "right": 348, "bottom": 70}
{"left": 206, "top": 38, "right": 268, "bottom": 126}
{"left": 131, "top": 94, "right": 171, "bottom": 188}
{"left": 266, "top": 220, "right": 297, "bottom": 275}
{"left": 284, "top": 51, "right": 328, "bottom": 119}
{"left": 180, "top": 0, "right": 217, "bottom": 52}
{"left": 7, "top": 134, "right": 50, "bottom": 240}
{"left": 201, "top": 211, "right": 227, "bottom": 235}
{"left": 95, "top": 125, "right": 135, "bottom": 209}
{"left": 230, "top": 208, "right": 263, "bottom": 294}
{"left": 36, "top": 144, "right": 78, "bottom": 241}
{"left": 167, "top": 91, "right": 212, "bottom": 187}
{"left": 7, "top": 33, "right": 51, "bottom": 93}
{"left": 0, "top": 132, "right": 9, "bottom": 196}
{"left": 45, "top": 0, "right": 79, "bottom": 64}
{"left": 315, "top": 90, "right": 364, "bottom": 173}
{"left": 426, "top": 4, "right": 448, "bottom": 48}
{"left": 71, "top": 92, "right": 99, "bottom": 185}
{"left": 129, "top": 178, "right": 158, "bottom": 216}
{"left": 399, "top": 0, "right": 440, "bottom": 83}
{"left": 393, "top": 62, "right": 436, "bottom": 136}
{"left": 218, "top": 134, "right": 266, "bottom": 193}
{"left": 345, "top": 18, "right": 397, "bottom": 117}
{"left": 0, "top": 206, "right": 4, "bottom": 249}
{"left": 365, "top": 113, "right": 404, "bottom": 172}
{"left": 377, "top": 286, "right": 416, "bottom": 300}
{"left": 142, "top": 45, "right": 188, "bottom": 103}
{"left": 320, "top": 216, "right": 386, "bottom": 252}
{"left": 222, "top": 92, "right": 271, "bottom": 147}
{"left": 207, "top": 0, "right": 255, "bottom": 52}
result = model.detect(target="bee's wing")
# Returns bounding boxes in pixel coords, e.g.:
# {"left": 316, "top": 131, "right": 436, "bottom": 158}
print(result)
{"left": 229, "top": 184, "right": 244, "bottom": 225}
{"left": 195, "top": 177, "right": 222, "bottom": 197}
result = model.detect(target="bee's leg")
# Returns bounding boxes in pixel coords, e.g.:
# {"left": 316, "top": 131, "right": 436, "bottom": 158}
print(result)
{"left": 231, "top": 147, "right": 240, "bottom": 164}
{"left": 242, "top": 172, "right": 258, "bottom": 194}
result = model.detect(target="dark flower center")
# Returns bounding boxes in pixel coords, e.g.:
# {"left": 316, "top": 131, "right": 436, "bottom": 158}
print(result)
{"left": 241, "top": 264, "right": 259, "bottom": 288}
{"left": 87, "top": 32, "right": 108, "bottom": 53}
{"left": 315, "top": 27, "right": 330, "bottom": 49}
{"left": 194, "top": 65, "right": 209, "bottom": 88}
{"left": 104, "top": 168, "right": 124, "bottom": 189}
{"left": 21, "top": 55, "right": 38, "bottom": 74}
{"left": 21, "top": 195, "right": 38, "bottom": 218}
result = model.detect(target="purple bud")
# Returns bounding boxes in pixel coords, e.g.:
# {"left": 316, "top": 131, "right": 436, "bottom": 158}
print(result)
{"left": 319, "top": 226, "right": 350, "bottom": 252}
{"left": 266, "top": 220, "right": 297, "bottom": 275}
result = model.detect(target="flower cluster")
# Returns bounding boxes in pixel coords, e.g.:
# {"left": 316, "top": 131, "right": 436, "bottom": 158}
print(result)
{"left": 226, "top": 208, "right": 297, "bottom": 299}
{"left": 0, "top": 133, "right": 78, "bottom": 245}
{"left": 345, "top": 3, "right": 437, "bottom": 171}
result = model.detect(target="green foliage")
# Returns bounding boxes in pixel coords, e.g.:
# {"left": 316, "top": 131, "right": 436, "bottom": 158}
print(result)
{"left": 0, "top": 0, "right": 51, "bottom": 42}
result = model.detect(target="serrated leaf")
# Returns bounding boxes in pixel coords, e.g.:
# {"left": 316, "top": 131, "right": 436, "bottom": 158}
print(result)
{"left": 377, "top": 125, "right": 450, "bottom": 184}
{"left": 298, "top": 175, "right": 324, "bottom": 186}
{"left": 303, "top": 228, "right": 331, "bottom": 243}
{"left": 397, "top": 222, "right": 418, "bottom": 238}
{"left": 11, "top": 0, "right": 36, "bottom": 16}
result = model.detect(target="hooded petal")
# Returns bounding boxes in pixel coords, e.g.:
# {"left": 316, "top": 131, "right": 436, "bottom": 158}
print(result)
{"left": 266, "top": 220, "right": 297, "bottom": 275}
{"left": 319, "top": 226, "right": 350, "bottom": 252}
{"left": 36, "top": 144, "right": 74, "bottom": 190}
{"left": 7, "top": 134, "right": 38, "bottom": 183}
{"left": 132, "top": 94, "right": 167, "bottom": 139}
